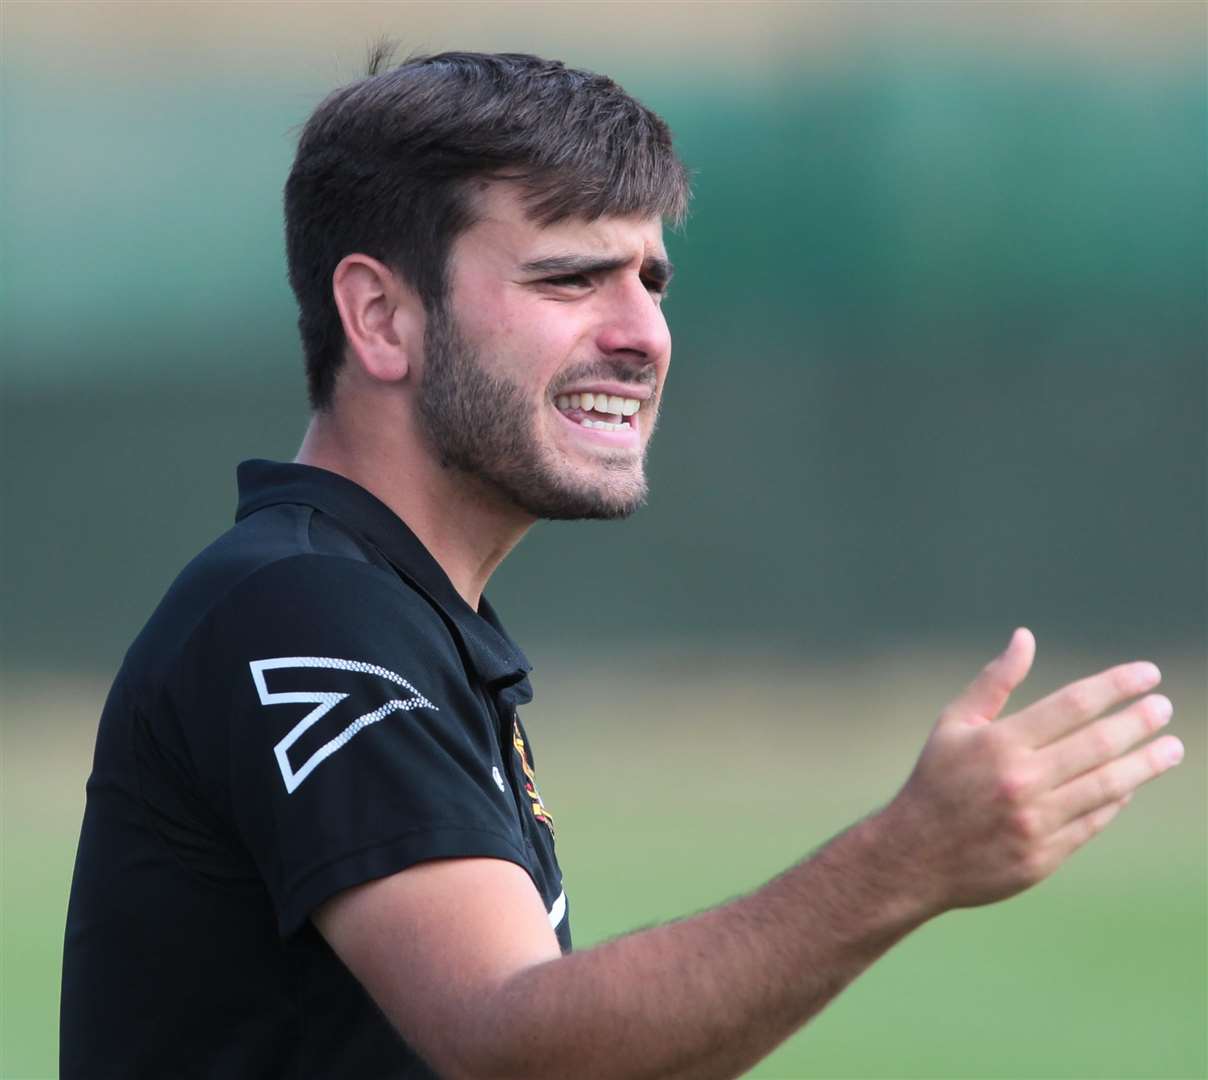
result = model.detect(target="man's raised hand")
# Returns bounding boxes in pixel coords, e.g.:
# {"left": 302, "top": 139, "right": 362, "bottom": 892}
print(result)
{"left": 313, "top": 629, "right": 1184, "bottom": 1079}
{"left": 882, "top": 628, "right": 1183, "bottom": 915}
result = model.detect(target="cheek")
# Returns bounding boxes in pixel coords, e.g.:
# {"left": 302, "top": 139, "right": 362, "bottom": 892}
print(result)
{"left": 452, "top": 286, "right": 585, "bottom": 390}
{"left": 495, "top": 322, "right": 580, "bottom": 388}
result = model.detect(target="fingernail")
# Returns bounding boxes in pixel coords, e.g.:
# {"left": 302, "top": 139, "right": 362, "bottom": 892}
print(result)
{"left": 1150, "top": 695, "right": 1173, "bottom": 726}
{"left": 1162, "top": 738, "right": 1184, "bottom": 766}
{"left": 1135, "top": 661, "right": 1161, "bottom": 688}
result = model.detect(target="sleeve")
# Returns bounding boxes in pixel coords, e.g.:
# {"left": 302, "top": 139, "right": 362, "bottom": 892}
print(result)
{"left": 176, "top": 554, "right": 528, "bottom": 936}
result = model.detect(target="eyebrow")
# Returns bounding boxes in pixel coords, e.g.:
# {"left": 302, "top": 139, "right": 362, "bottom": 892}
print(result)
{"left": 520, "top": 253, "right": 675, "bottom": 288}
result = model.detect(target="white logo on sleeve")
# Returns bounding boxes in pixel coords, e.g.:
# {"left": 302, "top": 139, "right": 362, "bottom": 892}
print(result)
{"left": 547, "top": 887, "right": 567, "bottom": 930}
{"left": 249, "top": 656, "right": 437, "bottom": 794}
{"left": 492, "top": 765, "right": 506, "bottom": 792}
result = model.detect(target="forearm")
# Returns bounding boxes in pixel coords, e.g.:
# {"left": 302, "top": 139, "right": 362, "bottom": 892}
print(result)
{"left": 447, "top": 811, "right": 931, "bottom": 1080}
{"left": 348, "top": 637, "right": 1180, "bottom": 1077}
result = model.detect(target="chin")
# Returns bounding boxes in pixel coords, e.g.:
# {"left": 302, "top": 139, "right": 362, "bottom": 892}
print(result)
{"left": 510, "top": 471, "right": 649, "bottom": 522}
{"left": 540, "top": 497, "right": 646, "bottom": 522}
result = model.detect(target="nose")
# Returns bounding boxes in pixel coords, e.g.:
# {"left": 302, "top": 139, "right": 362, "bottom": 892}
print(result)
{"left": 594, "top": 276, "right": 672, "bottom": 364}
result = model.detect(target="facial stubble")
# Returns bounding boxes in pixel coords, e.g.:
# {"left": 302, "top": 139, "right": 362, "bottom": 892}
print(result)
{"left": 417, "top": 306, "right": 653, "bottom": 521}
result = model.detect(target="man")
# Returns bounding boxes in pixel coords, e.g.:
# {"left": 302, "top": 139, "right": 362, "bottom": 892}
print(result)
{"left": 61, "top": 51, "right": 1182, "bottom": 1078}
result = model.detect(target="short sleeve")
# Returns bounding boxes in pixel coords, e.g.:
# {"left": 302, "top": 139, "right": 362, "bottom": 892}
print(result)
{"left": 173, "top": 555, "right": 527, "bottom": 935}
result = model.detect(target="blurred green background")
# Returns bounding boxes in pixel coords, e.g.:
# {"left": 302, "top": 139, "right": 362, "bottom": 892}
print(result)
{"left": 2, "top": 2, "right": 1204, "bottom": 1077}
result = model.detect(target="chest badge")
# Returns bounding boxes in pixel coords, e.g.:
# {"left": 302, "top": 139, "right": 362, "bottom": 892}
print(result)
{"left": 512, "top": 717, "right": 555, "bottom": 838}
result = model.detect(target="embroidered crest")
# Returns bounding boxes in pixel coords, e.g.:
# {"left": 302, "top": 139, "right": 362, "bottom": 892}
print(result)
{"left": 512, "top": 716, "right": 555, "bottom": 838}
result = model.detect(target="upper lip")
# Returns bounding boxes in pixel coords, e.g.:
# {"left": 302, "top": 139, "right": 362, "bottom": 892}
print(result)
{"left": 553, "top": 382, "right": 654, "bottom": 402}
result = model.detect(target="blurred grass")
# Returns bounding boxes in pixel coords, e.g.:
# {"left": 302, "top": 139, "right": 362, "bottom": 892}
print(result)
{"left": 3, "top": 647, "right": 1204, "bottom": 1078}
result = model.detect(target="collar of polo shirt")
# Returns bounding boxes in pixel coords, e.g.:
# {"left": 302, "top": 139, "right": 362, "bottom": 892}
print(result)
{"left": 235, "top": 459, "right": 533, "bottom": 701}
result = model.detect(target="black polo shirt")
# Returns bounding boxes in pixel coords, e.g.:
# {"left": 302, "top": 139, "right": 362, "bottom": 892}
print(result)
{"left": 61, "top": 460, "right": 569, "bottom": 1078}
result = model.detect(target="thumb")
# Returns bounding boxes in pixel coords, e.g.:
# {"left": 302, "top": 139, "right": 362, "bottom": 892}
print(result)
{"left": 942, "top": 627, "right": 1036, "bottom": 728}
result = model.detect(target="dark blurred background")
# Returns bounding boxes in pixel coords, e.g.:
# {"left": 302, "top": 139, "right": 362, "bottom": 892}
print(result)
{"left": 2, "top": 3, "right": 1204, "bottom": 1077}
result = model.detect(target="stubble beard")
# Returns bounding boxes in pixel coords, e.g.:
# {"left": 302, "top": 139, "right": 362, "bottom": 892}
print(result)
{"left": 417, "top": 305, "right": 653, "bottom": 521}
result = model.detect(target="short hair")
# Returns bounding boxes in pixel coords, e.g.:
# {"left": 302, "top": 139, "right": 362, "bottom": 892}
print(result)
{"left": 284, "top": 49, "right": 691, "bottom": 411}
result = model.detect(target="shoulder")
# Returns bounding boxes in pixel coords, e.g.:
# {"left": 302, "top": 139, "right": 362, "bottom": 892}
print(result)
{"left": 127, "top": 504, "right": 461, "bottom": 693}
{"left": 219, "top": 548, "right": 443, "bottom": 629}
{"left": 207, "top": 552, "right": 464, "bottom": 689}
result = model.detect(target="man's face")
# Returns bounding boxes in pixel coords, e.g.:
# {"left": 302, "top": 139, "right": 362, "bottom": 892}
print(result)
{"left": 416, "top": 183, "right": 673, "bottom": 521}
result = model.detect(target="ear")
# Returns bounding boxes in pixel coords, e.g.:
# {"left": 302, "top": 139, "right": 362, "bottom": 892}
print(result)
{"left": 331, "top": 254, "right": 423, "bottom": 384}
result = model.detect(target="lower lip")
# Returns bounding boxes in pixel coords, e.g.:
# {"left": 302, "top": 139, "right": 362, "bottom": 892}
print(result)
{"left": 554, "top": 406, "right": 641, "bottom": 448}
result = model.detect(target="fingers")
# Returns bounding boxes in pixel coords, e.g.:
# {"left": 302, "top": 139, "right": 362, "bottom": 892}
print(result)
{"left": 1045, "top": 793, "right": 1132, "bottom": 866}
{"left": 1048, "top": 733, "right": 1184, "bottom": 826}
{"left": 1043, "top": 693, "right": 1173, "bottom": 788}
{"left": 943, "top": 628, "right": 1036, "bottom": 728}
{"left": 1009, "top": 660, "right": 1162, "bottom": 748}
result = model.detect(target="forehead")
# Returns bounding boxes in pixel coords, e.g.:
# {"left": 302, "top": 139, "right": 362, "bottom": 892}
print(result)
{"left": 454, "top": 181, "right": 667, "bottom": 269}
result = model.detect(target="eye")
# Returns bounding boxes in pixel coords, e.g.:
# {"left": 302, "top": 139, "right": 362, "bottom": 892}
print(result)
{"left": 643, "top": 277, "right": 670, "bottom": 301}
{"left": 543, "top": 273, "right": 591, "bottom": 289}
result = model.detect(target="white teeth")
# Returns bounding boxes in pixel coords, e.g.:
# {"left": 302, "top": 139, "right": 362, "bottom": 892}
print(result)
{"left": 555, "top": 391, "right": 644, "bottom": 420}
{"left": 580, "top": 418, "right": 630, "bottom": 431}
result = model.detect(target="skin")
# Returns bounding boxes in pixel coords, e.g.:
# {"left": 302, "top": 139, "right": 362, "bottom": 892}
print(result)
{"left": 299, "top": 183, "right": 1184, "bottom": 1079}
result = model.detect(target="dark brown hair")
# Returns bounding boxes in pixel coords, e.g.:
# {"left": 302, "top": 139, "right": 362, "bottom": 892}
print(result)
{"left": 284, "top": 49, "right": 691, "bottom": 410}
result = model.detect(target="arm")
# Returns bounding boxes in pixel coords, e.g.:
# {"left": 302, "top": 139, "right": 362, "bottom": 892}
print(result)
{"left": 316, "top": 629, "right": 1183, "bottom": 1079}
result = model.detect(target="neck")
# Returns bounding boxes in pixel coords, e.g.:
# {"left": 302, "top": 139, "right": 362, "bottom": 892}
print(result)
{"left": 295, "top": 404, "right": 534, "bottom": 610}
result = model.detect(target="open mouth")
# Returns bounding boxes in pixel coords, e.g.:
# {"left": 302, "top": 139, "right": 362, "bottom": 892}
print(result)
{"left": 553, "top": 392, "right": 642, "bottom": 432}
